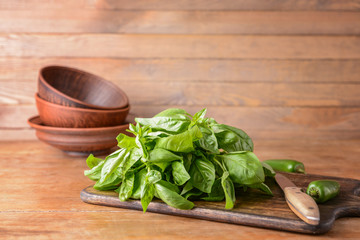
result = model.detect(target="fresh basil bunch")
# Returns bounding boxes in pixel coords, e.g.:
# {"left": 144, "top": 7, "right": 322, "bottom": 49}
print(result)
{"left": 84, "top": 108, "right": 275, "bottom": 212}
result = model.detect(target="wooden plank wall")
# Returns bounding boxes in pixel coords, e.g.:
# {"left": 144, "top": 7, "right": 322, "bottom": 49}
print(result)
{"left": 0, "top": 0, "right": 360, "bottom": 141}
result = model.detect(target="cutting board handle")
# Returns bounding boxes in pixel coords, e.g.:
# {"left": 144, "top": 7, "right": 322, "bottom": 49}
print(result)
{"left": 335, "top": 185, "right": 360, "bottom": 218}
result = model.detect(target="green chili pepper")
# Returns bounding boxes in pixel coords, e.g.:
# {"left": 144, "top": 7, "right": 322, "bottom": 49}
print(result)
{"left": 263, "top": 159, "right": 305, "bottom": 173}
{"left": 306, "top": 180, "right": 340, "bottom": 203}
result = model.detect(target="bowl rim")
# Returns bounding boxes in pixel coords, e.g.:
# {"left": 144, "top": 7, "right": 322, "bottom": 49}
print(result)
{"left": 35, "top": 93, "right": 130, "bottom": 113}
{"left": 39, "top": 65, "right": 129, "bottom": 110}
{"left": 28, "top": 115, "right": 131, "bottom": 132}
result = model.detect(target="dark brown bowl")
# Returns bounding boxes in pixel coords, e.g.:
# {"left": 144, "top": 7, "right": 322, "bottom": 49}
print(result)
{"left": 38, "top": 65, "right": 129, "bottom": 110}
{"left": 28, "top": 115, "right": 133, "bottom": 156}
{"left": 35, "top": 94, "right": 129, "bottom": 128}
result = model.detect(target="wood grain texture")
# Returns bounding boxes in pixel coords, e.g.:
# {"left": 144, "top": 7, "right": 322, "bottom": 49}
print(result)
{"left": 81, "top": 172, "right": 360, "bottom": 234}
{"left": 0, "top": 129, "right": 37, "bottom": 140}
{"left": 0, "top": 80, "right": 36, "bottom": 105}
{"left": 2, "top": 58, "right": 360, "bottom": 83}
{"left": 4, "top": 128, "right": 360, "bottom": 142}
{"left": 2, "top": 0, "right": 359, "bottom": 11}
{"left": 0, "top": 10, "right": 359, "bottom": 35}
{"left": 1, "top": 212, "right": 360, "bottom": 240}
{"left": 2, "top": 80, "right": 360, "bottom": 107}
{"left": 2, "top": 105, "right": 360, "bottom": 141}
{"left": 1, "top": 34, "right": 360, "bottom": 59}
{"left": 3, "top": 104, "right": 360, "bottom": 131}
{"left": 0, "top": 0, "right": 359, "bottom": 237}
{"left": 0, "top": 140, "right": 359, "bottom": 239}
{"left": 110, "top": 82, "right": 360, "bottom": 107}
{"left": 0, "top": 105, "right": 36, "bottom": 128}
{"left": 94, "top": 0, "right": 360, "bottom": 11}
{"left": 1, "top": 0, "right": 360, "bottom": 11}
{"left": 0, "top": 0, "right": 93, "bottom": 10}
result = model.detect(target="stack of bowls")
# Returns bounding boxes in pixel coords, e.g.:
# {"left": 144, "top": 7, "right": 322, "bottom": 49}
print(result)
{"left": 28, "top": 66, "right": 131, "bottom": 156}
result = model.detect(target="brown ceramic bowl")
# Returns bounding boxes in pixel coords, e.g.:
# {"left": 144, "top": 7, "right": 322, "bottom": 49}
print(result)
{"left": 35, "top": 94, "right": 129, "bottom": 128}
{"left": 38, "top": 65, "right": 129, "bottom": 110}
{"left": 28, "top": 115, "right": 133, "bottom": 156}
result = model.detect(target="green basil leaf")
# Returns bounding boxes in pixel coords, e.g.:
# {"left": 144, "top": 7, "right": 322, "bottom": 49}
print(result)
{"left": 99, "top": 149, "right": 128, "bottom": 184}
{"left": 211, "top": 155, "right": 224, "bottom": 177}
{"left": 201, "top": 178, "right": 224, "bottom": 201}
{"left": 153, "top": 162, "right": 171, "bottom": 172}
{"left": 164, "top": 169, "right": 172, "bottom": 183}
{"left": 189, "top": 125, "right": 203, "bottom": 141}
{"left": 180, "top": 181, "right": 193, "bottom": 195}
{"left": 147, "top": 131, "right": 172, "bottom": 139}
{"left": 116, "top": 134, "right": 136, "bottom": 149}
{"left": 155, "top": 108, "right": 190, "bottom": 119}
{"left": 131, "top": 168, "right": 147, "bottom": 199}
{"left": 146, "top": 170, "right": 162, "bottom": 184}
{"left": 94, "top": 172, "right": 121, "bottom": 191}
{"left": 218, "top": 151, "right": 264, "bottom": 185}
{"left": 148, "top": 148, "right": 183, "bottom": 171}
{"left": 118, "top": 148, "right": 142, "bottom": 177}
{"left": 128, "top": 123, "right": 136, "bottom": 133}
{"left": 183, "top": 153, "right": 192, "bottom": 172}
{"left": 84, "top": 161, "right": 104, "bottom": 181}
{"left": 221, "top": 171, "right": 236, "bottom": 209}
{"left": 212, "top": 124, "right": 253, "bottom": 152}
{"left": 247, "top": 182, "right": 273, "bottom": 196}
{"left": 183, "top": 188, "right": 204, "bottom": 200}
{"left": 207, "top": 117, "right": 218, "bottom": 125}
{"left": 171, "top": 161, "right": 190, "bottom": 186}
{"left": 189, "top": 158, "right": 215, "bottom": 193}
{"left": 198, "top": 126, "right": 219, "bottom": 154}
{"left": 135, "top": 116, "right": 191, "bottom": 134}
{"left": 261, "top": 162, "right": 276, "bottom": 178}
{"left": 158, "top": 180, "right": 180, "bottom": 194}
{"left": 119, "top": 172, "right": 135, "bottom": 201}
{"left": 149, "top": 148, "right": 183, "bottom": 163}
{"left": 192, "top": 108, "right": 207, "bottom": 122}
{"left": 155, "top": 180, "right": 194, "bottom": 210}
{"left": 140, "top": 183, "right": 155, "bottom": 212}
{"left": 84, "top": 107, "right": 270, "bottom": 211}
{"left": 155, "top": 125, "right": 202, "bottom": 153}
{"left": 135, "top": 134, "right": 148, "bottom": 159}
{"left": 86, "top": 154, "right": 103, "bottom": 169}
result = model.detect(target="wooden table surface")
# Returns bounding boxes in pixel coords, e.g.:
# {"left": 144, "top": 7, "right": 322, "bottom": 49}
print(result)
{"left": 1, "top": 139, "right": 359, "bottom": 240}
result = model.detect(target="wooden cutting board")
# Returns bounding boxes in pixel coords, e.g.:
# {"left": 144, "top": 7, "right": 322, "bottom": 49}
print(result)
{"left": 80, "top": 172, "right": 360, "bottom": 234}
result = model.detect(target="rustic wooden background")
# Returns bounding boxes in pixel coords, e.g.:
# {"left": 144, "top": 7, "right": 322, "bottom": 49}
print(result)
{"left": 0, "top": 0, "right": 359, "bottom": 142}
